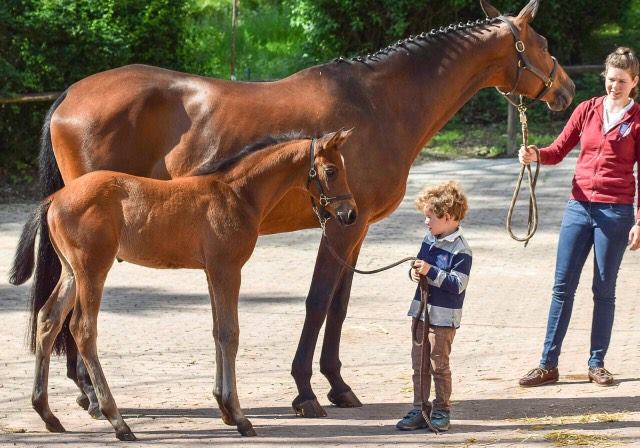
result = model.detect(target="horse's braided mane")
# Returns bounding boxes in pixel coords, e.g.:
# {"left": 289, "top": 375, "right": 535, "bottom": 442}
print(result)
{"left": 192, "top": 130, "right": 313, "bottom": 176}
{"left": 333, "top": 16, "right": 502, "bottom": 65}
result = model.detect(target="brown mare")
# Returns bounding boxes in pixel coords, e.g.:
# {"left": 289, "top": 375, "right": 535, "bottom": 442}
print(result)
{"left": 11, "top": 0, "right": 574, "bottom": 419}
{"left": 11, "top": 130, "right": 357, "bottom": 440}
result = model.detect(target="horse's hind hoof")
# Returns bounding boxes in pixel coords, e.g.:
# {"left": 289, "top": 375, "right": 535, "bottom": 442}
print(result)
{"left": 327, "top": 388, "right": 363, "bottom": 408}
{"left": 116, "top": 430, "right": 137, "bottom": 441}
{"left": 237, "top": 419, "right": 257, "bottom": 437}
{"left": 88, "top": 404, "right": 104, "bottom": 420}
{"left": 76, "top": 393, "right": 90, "bottom": 410}
{"left": 292, "top": 397, "right": 327, "bottom": 418}
{"left": 45, "top": 417, "right": 66, "bottom": 433}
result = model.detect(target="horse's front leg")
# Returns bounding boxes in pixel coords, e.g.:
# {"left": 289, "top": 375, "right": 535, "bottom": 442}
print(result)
{"left": 291, "top": 224, "right": 364, "bottom": 418}
{"left": 208, "top": 266, "right": 256, "bottom": 437}
{"left": 321, "top": 233, "right": 366, "bottom": 408}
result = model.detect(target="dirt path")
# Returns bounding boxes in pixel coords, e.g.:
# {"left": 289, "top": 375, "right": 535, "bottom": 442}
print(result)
{"left": 1, "top": 156, "right": 639, "bottom": 447}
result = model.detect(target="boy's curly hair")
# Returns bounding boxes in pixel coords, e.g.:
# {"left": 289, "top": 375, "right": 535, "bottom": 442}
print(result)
{"left": 414, "top": 181, "right": 468, "bottom": 221}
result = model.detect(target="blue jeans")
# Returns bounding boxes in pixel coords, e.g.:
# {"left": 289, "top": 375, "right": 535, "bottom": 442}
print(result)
{"left": 540, "top": 200, "right": 634, "bottom": 369}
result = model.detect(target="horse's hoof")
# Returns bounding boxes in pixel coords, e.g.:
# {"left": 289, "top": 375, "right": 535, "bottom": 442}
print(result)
{"left": 116, "top": 430, "right": 137, "bottom": 441}
{"left": 237, "top": 419, "right": 257, "bottom": 437}
{"left": 76, "top": 393, "right": 90, "bottom": 410}
{"left": 327, "top": 388, "right": 363, "bottom": 408}
{"left": 45, "top": 417, "right": 66, "bottom": 433}
{"left": 292, "top": 397, "right": 327, "bottom": 418}
{"left": 88, "top": 404, "right": 105, "bottom": 420}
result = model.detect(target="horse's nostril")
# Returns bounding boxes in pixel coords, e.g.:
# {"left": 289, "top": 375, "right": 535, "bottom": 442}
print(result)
{"left": 347, "top": 209, "right": 357, "bottom": 224}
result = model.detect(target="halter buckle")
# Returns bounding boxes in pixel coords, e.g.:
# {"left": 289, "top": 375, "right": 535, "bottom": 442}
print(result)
{"left": 319, "top": 195, "right": 330, "bottom": 207}
{"left": 309, "top": 167, "right": 317, "bottom": 178}
{"left": 515, "top": 41, "right": 525, "bottom": 53}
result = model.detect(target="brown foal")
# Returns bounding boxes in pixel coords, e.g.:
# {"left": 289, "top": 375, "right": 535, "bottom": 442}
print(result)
{"left": 20, "top": 130, "right": 357, "bottom": 440}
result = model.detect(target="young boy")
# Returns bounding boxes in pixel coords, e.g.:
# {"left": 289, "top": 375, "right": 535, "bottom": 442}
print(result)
{"left": 396, "top": 181, "right": 472, "bottom": 432}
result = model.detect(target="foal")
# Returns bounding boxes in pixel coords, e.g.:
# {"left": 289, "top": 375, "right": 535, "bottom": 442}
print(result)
{"left": 17, "top": 130, "right": 357, "bottom": 440}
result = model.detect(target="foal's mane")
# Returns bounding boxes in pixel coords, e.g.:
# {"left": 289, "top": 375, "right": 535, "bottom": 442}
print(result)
{"left": 192, "top": 131, "right": 313, "bottom": 176}
{"left": 331, "top": 16, "right": 502, "bottom": 66}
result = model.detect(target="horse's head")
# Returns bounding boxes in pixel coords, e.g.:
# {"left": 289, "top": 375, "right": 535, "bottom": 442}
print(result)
{"left": 481, "top": 0, "right": 575, "bottom": 111}
{"left": 308, "top": 129, "right": 358, "bottom": 227}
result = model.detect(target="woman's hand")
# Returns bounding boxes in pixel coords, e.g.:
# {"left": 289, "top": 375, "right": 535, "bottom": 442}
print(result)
{"left": 518, "top": 145, "right": 539, "bottom": 165}
{"left": 628, "top": 223, "right": 640, "bottom": 251}
{"left": 411, "top": 259, "right": 431, "bottom": 281}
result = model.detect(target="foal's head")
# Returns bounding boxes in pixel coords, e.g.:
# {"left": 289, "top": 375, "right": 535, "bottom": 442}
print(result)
{"left": 482, "top": 0, "right": 575, "bottom": 110}
{"left": 308, "top": 129, "right": 358, "bottom": 227}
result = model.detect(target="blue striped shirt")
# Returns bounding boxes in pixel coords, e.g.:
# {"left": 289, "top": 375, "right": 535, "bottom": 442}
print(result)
{"left": 407, "top": 228, "right": 472, "bottom": 328}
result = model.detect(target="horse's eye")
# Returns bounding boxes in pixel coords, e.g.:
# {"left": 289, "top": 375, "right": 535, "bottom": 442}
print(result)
{"left": 325, "top": 167, "right": 337, "bottom": 178}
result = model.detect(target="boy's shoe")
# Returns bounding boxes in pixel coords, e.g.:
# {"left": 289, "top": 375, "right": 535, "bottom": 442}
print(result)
{"left": 588, "top": 367, "right": 614, "bottom": 386}
{"left": 395, "top": 408, "right": 427, "bottom": 431}
{"left": 518, "top": 367, "right": 559, "bottom": 387}
{"left": 431, "top": 410, "right": 450, "bottom": 432}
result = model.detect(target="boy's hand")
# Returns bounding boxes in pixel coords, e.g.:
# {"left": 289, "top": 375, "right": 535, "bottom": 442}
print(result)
{"left": 411, "top": 260, "right": 430, "bottom": 281}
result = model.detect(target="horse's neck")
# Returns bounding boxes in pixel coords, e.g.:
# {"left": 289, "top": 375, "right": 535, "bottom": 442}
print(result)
{"left": 359, "top": 20, "right": 510, "bottom": 162}
{"left": 219, "top": 143, "right": 308, "bottom": 214}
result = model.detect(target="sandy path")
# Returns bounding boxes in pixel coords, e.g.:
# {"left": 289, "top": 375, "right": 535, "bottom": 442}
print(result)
{"left": 1, "top": 156, "right": 639, "bottom": 447}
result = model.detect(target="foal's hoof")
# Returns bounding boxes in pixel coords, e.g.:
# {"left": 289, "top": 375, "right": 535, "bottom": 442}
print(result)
{"left": 237, "top": 419, "right": 257, "bottom": 437}
{"left": 45, "top": 417, "right": 66, "bottom": 433}
{"left": 76, "top": 393, "right": 90, "bottom": 410}
{"left": 116, "top": 429, "right": 137, "bottom": 441}
{"left": 292, "top": 396, "right": 327, "bottom": 418}
{"left": 327, "top": 388, "right": 363, "bottom": 408}
{"left": 88, "top": 404, "right": 104, "bottom": 420}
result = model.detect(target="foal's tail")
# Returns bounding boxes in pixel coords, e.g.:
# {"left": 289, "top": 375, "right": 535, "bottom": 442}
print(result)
{"left": 9, "top": 199, "right": 53, "bottom": 285}
{"left": 10, "top": 91, "right": 67, "bottom": 354}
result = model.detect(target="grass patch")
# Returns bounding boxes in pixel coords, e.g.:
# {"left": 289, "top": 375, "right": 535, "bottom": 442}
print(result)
{"left": 544, "top": 430, "right": 616, "bottom": 446}
{"left": 420, "top": 120, "right": 566, "bottom": 161}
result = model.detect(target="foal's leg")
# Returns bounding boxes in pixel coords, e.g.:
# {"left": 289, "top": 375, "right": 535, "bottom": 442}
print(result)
{"left": 70, "top": 276, "right": 135, "bottom": 441}
{"left": 321, "top": 236, "right": 365, "bottom": 407}
{"left": 208, "top": 267, "right": 256, "bottom": 437}
{"left": 291, "top": 224, "right": 365, "bottom": 418}
{"left": 32, "top": 272, "right": 76, "bottom": 433}
{"left": 206, "top": 272, "right": 233, "bottom": 426}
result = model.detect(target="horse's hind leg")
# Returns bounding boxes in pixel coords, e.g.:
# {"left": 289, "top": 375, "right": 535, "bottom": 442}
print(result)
{"left": 206, "top": 273, "right": 233, "bottom": 426}
{"left": 64, "top": 333, "right": 102, "bottom": 418}
{"left": 32, "top": 271, "right": 76, "bottom": 433}
{"left": 70, "top": 276, "right": 135, "bottom": 441}
{"left": 208, "top": 267, "right": 256, "bottom": 437}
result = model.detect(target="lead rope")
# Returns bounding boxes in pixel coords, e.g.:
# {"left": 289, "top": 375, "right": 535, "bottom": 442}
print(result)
{"left": 506, "top": 98, "right": 541, "bottom": 247}
{"left": 412, "top": 276, "right": 439, "bottom": 433}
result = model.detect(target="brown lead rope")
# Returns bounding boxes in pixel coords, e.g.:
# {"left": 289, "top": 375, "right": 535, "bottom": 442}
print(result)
{"left": 411, "top": 276, "right": 439, "bottom": 434}
{"left": 506, "top": 100, "right": 541, "bottom": 247}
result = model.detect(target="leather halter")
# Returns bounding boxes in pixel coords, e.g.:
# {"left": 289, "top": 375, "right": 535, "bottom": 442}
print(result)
{"left": 495, "top": 15, "right": 558, "bottom": 107}
{"left": 306, "top": 139, "right": 353, "bottom": 229}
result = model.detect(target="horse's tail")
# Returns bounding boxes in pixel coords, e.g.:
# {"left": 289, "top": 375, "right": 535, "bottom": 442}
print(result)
{"left": 8, "top": 200, "right": 52, "bottom": 286}
{"left": 20, "top": 91, "right": 68, "bottom": 354}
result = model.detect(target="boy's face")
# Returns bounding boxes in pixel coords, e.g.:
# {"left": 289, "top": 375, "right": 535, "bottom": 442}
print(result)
{"left": 423, "top": 206, "right": 458, "bottom": 237}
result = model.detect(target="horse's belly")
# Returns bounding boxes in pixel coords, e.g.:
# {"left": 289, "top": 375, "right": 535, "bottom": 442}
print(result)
{"left": 116, "top": 239, "right": 204, "bottom": 270}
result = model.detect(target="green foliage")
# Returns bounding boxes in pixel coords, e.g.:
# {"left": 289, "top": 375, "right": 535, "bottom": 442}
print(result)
{"left": 183, "top": 0, "right": 309, "bottom": 80}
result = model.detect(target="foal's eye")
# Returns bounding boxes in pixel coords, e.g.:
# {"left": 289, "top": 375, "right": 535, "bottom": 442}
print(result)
{"left": 324, "top": 167, "right": 337, "bottom": 178}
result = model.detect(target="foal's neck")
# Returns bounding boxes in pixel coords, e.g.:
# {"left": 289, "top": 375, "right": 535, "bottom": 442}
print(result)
{"left": 217, "top": 141, "right": 310, "bottom": 214}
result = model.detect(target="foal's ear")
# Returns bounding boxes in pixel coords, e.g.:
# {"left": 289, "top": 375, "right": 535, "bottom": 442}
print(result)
{"left": 479, "top": 0, "right": 501, "bottom": 18}
{"left": 321, "top": 127, "right": 354, "bottom": 151}
{"left": 517, "top": 0, "right": 539, "bottom": 22}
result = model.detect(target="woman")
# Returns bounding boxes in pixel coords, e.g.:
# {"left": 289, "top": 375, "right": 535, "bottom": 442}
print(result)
{"left": 518, "top": 47, "right": 640, "bottom": 387}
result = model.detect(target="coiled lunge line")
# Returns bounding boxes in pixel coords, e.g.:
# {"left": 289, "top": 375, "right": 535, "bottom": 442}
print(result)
{"left": 505, "top": 98, "right": 541, "bottom": 247}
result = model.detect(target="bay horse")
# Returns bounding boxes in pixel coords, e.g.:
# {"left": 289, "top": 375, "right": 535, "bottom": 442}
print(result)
{"left": 11, "top": 0, "right": 574, "bottom": 419}
{"left": 12, "top": 130, "right": 357, "bottom": 440}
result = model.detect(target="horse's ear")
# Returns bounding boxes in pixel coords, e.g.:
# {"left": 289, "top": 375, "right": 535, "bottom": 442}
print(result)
{"left": 517, "top": 0, "right": 539, "bottom": 22}
{"left": 479, "top": 0, "right": 501, "bottom": 18}
{"left": 321, "top": 127, "right": 354, "bottom": 151}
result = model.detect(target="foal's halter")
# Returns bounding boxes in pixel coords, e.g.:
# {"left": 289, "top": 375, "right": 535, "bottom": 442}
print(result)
{"left": 495, "top": 15, "right": 558, "bottom": 108}
{"left": 306, "top": 139, "right": 353, "bottom": 230}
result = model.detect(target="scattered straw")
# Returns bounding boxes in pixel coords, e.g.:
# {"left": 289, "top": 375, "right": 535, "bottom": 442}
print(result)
{"left": 544, "top": 431, "right": 615, "bottom": 447}
{"left": 513, "top": 412, "right": 624, "bottom": 426}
